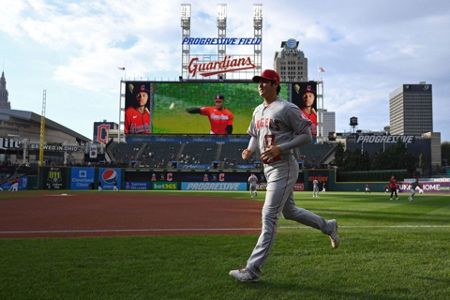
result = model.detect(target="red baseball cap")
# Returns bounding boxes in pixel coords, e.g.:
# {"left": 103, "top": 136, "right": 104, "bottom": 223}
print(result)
{"left": 252, "top": 69, "right": 280, "bottom": 85}
{"left": 137, "top": 84, "right": 150, "bottom": 94}
{"left": 305, "top": 84, "right": 316, "bottom": 95}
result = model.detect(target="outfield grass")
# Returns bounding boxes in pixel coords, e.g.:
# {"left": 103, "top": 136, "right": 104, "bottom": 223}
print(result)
{"left": 1, "top": 191, "right": 449, "bottom": 299}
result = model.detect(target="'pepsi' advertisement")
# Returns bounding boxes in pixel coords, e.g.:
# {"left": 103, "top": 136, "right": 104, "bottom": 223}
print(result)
{"left": 98, "top": 168, "right": 122, "bottom": 190}
{"left": 71, "top": 167, "right": 95, "bottom": 190}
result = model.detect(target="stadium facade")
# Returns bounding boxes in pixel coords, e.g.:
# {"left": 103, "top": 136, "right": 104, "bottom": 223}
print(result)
{"left": 0, "top": 71, "right": 90, "bottom": 166}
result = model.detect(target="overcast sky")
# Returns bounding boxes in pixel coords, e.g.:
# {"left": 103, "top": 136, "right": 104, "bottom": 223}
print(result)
{"left": 1, "top": 0, "right": 449, "bottom": 141}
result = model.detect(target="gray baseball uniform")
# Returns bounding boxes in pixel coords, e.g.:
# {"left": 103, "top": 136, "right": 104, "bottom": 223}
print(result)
{"left": 313, "top": 179, "right": 320, "bottom": 197}
{"left": 244, "top": 97, "right": 335, "bottom": 277}
{"left": 248, "top": 174, "right": 258, "bottom": 191}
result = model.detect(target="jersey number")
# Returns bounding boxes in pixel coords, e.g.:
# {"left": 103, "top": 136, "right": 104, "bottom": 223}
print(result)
{"left": 263, "top": 134, "right": 280, "bottom": 163}
{"left": 264, "top": 134, "right": 275, "bottom": 147}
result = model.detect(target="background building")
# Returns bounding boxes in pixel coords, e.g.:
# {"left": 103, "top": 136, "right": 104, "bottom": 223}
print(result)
{"left": 0, "top": 72, "right": 90, "bottom": 166}
{"left": 318, "top": 109, "right": 336, "bottom": 140}
{"left": 0, "top": 71, "right": 11, "bottom": 109}
{"left": 389, "top": 82, "right": 433, "bottom": 136}
{"left": 274, "top": 39, "right": 308, "bottom": 82}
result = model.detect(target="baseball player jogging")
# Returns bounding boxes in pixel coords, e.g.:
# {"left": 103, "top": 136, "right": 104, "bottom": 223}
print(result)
{"left": 312, "top": 178, "right": 320, "bottom": 198}
{"left": 229, "top": 69, "right": 340, "bottom": 283}
{"left": 186, "top": 94, "right": 234, "bottom": 134}
{"left": 409, "top": 178, "right": 422, "bottom": 202}
{"left": 247, "top": 173, "right": 258, "bottom": 198}
{"left": 9, "top": 177, "right": 19, "bottom": 192}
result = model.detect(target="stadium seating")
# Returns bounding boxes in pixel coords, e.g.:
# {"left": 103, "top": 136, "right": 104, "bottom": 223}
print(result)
{"left": 180, "top": 142, "right": 218, "bottom": 165}
{"left": 140, "top": 142, "right": 182, "bottom": 168}
{"left": 298, "top": 143, "right": 336, "bottom": 168}
{"left": 218, "top": 141, "right": 257, "bottom": 169}
{"left": 105, "top": 138, "right": 336, "bottom": 170}
{"left": 106, "top": 142, "right": 144, "bottom": 166}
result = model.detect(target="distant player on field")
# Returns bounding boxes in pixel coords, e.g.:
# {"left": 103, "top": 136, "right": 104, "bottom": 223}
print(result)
{"left": 313, "top": 178, "right": 320, "bottom": 198}
{"left": 409, "top": 178, "right": 422, "bottom": 202}
{"left": 247, "top": 173, "right": 258, "bottom": 198}
{"left": 186, "top": 94, "right": 233, "bottom": 134}
{"left": 9, "top": 177, "right": 19, "bottom": 192}
{"left": 389, "top": 175, "right": 399, "bottom": 200}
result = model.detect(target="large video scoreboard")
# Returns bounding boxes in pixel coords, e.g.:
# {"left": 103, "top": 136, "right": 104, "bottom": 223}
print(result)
{"left": 124, "top": 80, "right": 317, "bottom": 135}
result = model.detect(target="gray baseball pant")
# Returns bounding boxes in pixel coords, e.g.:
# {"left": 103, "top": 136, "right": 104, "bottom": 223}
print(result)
{"left": 246, "top": 155, "right": 334, "bottom": 276}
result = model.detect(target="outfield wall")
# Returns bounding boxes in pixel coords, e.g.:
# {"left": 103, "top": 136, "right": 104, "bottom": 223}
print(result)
{"left": 10, "top": 167, "right": 449, "bottom": 193}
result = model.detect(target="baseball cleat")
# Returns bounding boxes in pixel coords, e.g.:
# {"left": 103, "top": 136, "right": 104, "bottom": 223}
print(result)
{"left": 328, "top": 219, "right": 340, "bottom": 249}
{"left": 229, "top": 268, "right": 259, "bottom": 282}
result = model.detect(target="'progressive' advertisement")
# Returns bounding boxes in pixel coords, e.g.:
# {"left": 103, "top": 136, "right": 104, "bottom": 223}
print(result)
{"left": 182, "top": 182, "right": 247, "bottom": 191}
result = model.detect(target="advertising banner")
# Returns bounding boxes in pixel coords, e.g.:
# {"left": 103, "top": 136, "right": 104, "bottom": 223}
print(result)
{"left": 293, "top": 182, "right": 305, "bottom": 191}
{"left": 70, "top": 167, "right": 95, "bottom": 190}
{"left": 44, "top": 167, "right": 66, "bottom": 190}
{"left": 152, "top": 181, "right": 179, "bottom": 190}
{"left": 98, "top": 168, "right": 121, "bottom": 190}
{"left": 182, "top": 182, "right": 247, "bottom": 191}
{"left": 125, "top": 181, "right": 149, "bottom": 190}
{"left": 398, "top": 181, "right": 450, "bottom": 193}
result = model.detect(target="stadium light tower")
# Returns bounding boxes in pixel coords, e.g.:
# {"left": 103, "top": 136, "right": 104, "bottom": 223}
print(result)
{"left": 181, "top": 4, "right": 191, "bottom": 79}
{"left": 217, "top": 4, "right": 227, "bottom": 80}
{"left": 253, "top": 4, "right": 263, "bottom": 76}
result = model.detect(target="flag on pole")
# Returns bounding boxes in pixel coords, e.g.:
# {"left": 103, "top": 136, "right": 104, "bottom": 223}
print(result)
{"left": 117, "top": 67, "right": 125, "bottom": 70}
{"left": 318, "top": 67, "right": 325, "bottom": 72}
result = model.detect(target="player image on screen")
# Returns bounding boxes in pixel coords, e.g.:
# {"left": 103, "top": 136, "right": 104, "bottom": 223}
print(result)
{"left": 292, "top": 82, "right": 317, "bottom": 137}
{"left": 142, "top": 81, "right": 289, "bottom": 134}
{"left": 185, "top": 94, "right": 234, "bottom": 134}
{"left": 125, "top": 84, "right": 151, "bottom": 134}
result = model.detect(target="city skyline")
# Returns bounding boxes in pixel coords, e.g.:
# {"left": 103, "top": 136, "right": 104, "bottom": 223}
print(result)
{"left": 0, "top": 0, "right": 449, "bottom": 141}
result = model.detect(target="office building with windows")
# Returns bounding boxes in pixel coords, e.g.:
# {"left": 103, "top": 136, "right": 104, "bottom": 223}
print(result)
{"left": 389, "top": 83, "right": 433, "bottom": 136}
{"left": 274, "top": 38, "right": 308, "bottom": 82}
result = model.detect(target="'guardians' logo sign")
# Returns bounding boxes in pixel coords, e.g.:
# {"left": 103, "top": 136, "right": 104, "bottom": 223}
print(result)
{"left": 188, "top": 56, "right": 256, "bottom": 77}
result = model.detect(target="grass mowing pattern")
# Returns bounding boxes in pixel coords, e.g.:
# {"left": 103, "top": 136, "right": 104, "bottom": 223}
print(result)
{"left": 1, "top": 191, "right": 449, "bottom": 299}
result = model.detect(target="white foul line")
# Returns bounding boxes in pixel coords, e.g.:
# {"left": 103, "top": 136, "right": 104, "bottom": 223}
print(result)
{"left": 0, "top": 225, "right": 449, "bottom": 235}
